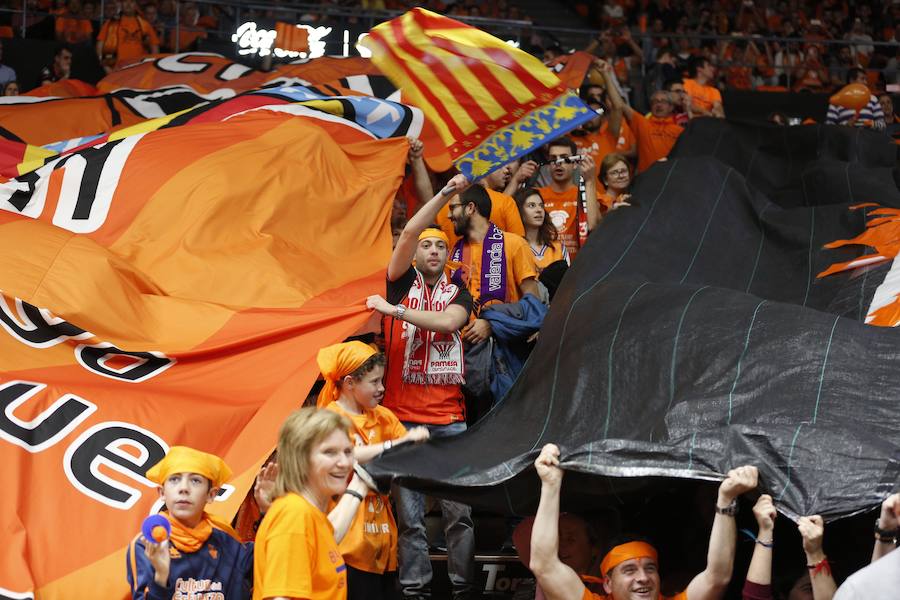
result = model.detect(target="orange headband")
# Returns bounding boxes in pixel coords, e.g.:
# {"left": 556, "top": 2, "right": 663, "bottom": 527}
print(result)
{"left": 600, "top": 541, "right": 658, "bottom": 577}
{"left": 419, "top": 227, "right": 449, "bottom": 245}
{"left": 315, "top": 341, "right": 377, "bottom": 408}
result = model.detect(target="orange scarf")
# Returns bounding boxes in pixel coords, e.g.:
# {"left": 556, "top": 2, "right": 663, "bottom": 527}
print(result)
{"left": 164, "top": 511, "right": 240, "bottom": 553}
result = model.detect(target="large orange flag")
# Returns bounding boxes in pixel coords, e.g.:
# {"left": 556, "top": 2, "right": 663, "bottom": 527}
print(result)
{"left": 0, "top": 101, "right": 407, "bottom": 598}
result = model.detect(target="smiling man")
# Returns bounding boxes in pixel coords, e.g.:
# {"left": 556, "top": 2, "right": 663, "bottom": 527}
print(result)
{"left": 365, "top": 158, "right": 477, "bottom": 600}
{"left": 529, "top": 443, "right": 758, "bottom": 600}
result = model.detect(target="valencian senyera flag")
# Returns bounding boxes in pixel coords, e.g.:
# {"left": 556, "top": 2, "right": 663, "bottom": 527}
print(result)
{"left": 0, "top": 66, "right": 412, "bottom": 599}
{"left": 360, "top": 8, "right": 596, "bottom": 180}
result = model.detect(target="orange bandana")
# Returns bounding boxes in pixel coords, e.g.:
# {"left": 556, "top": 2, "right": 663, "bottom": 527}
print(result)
{"left": 145, "top": 446, "right": 233, "bottom": 489}
{"left": 600, "top": 541, "right": 658, "bottom": 577}
{"left": 316, "top": 341, "right": 377, "bottom": 407}
{"left": 164, "top": 511, "right": 241, "bottom": 552}
{"left": 419, "top": 227, "right": 449, "bottom": 245}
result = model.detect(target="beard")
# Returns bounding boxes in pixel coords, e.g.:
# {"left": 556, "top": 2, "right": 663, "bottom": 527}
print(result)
{"left": 452, "top": 213, "right": 470, "bottom": 237}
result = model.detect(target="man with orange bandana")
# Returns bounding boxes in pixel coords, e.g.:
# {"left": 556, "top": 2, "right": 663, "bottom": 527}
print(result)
{"left": 529, "top": 443, "right": 758, "bottom": 600}
{"left": 126, "top": 446, "right": 272, "bottom": 600}
{"left": 366, "top": 169, "right": 477, "bottom": 600}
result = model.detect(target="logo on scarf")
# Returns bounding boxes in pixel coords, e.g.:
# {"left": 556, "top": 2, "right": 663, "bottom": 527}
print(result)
{"left": 432, "top": 341, "right": 456, "bottom": 359}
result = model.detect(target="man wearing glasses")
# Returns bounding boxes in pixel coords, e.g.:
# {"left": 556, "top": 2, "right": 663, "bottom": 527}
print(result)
{"left": 599, "top": 59, "right": 685, "bottom": 174}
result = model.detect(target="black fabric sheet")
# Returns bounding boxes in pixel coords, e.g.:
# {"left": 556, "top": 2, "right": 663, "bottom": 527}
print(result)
{"left": 368, "top": 120, "right": 900, "bottom": 521}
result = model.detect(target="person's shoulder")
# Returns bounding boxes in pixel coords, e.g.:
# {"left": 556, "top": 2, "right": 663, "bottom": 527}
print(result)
{"left": 503, "top": 232, "right": 531, "bottom": 251}
{"left": 373, "top": 403, "right": 401, "bottom": 425}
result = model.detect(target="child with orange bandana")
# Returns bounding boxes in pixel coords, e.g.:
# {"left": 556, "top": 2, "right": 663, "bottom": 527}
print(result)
{"left": 316, "top": 341, "right": 430, "bottom": 600}
{"left": 126, "top": 446, "right": 270, "bottom": 600}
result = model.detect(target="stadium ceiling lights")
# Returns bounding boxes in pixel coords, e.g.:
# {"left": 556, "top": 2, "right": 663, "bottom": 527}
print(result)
{"left": 231, "top": 22, "right": 373, "bottom": 59}
{"left": 231, "top": 21, "right": 520, "bottom": 59}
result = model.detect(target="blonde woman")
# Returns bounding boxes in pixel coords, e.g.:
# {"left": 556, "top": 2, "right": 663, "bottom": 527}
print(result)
{"left": 253, "top": 408, "right": 368, "bottom": 600}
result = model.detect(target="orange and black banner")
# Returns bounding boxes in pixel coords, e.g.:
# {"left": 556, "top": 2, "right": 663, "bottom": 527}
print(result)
{"left": 0, "top": 70, "right": 408, "bottom": 599}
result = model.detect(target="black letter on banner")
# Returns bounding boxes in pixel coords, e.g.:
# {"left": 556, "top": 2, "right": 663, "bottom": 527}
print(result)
{"left": 76, "top": 344, "right": 174, "bottom": 383}
{"left": 65, "top": 423, "right": 167, "bottom": 509}
{"left": 0, "top": 381, "right": 96, "bottom": 452}
{"left": 66, "top": 141, "right": 122, "bottom": 221}
{"left": 0, "top": 298, "right": 88, "bottom": 347}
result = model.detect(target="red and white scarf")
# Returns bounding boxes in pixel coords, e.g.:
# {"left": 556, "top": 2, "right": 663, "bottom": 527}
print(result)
{"left": 401, "top": 270, "right": 465, "bottom": 385}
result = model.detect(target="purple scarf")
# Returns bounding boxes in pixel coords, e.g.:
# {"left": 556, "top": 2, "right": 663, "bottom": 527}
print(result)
{"left": 451, "top": 222, "right": 507, "bottom": 311}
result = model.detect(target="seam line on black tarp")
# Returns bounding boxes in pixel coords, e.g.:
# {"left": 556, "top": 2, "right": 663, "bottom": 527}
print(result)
{"left": 664, "top": 286, "right": 709, "bottom": 432}
{"left": 604, "top": 282, "right": 651, "bottom": 439}
{"left": 687, "top": 431, "right": 698, "bottom": 469}
{"left": 746, "top": 205, "right": 770, "bottom": 293}
{"left": 777, "top": 422, "right": 808, "bottom": 501}
{"left": 680, "top": 169, "right": 732, "bottom": 283}
{"left": 803, "top": 207, "right": 816, "bottom": 306}
{"left": 858, "top": 207, "right": 871, "bottom": 321}
{"left": 813, "top": 315, "right": 840, "bottom": 424}
{"left": 533, "top": 161, "right": 679, "bottom": 451}
{"left": 727, "top": 299, "right": 767, "bottom": 424}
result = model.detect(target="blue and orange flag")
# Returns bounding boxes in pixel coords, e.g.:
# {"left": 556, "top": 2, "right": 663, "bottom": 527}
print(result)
{"left": 361, "top": 8, "right": 595, "bottom": 180}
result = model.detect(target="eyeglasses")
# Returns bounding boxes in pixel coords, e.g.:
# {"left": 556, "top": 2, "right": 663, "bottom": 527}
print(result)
{"left": 607, "top": 168, "right": 629, "bottom": 178}
{"left": 448, "top": 203, "right": 464, "bottom": 211}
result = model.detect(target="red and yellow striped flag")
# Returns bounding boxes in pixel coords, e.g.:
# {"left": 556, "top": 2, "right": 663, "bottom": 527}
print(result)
{"left": 361, "top": 8, "right": 594, "bottom": 179}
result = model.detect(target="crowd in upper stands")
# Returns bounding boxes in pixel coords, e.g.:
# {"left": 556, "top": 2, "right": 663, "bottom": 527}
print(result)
{"left": 0, "top": 1, "right": 895, "bottom": 600}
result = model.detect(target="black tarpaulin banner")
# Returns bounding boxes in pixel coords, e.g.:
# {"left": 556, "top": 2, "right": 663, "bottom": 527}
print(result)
{"left": 368, "top": 119, "right": 900, "bottom": 521}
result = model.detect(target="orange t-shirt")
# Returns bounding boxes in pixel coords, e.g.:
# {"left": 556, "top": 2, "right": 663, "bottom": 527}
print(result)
{"left": 253, "top": 493, "right": 347, "bottom": 600}
{"left": 449, "top": 231, "right": 537, "bottom": 307}
{"left": 537, "top": 185, "right": 582, "bottom": 259}
{"left": 529, "top": 240, "right": 569, "bottom": 272}
{"left": 628, "top": 112, "right": 684, "bottom": 173}
{"left": 98, "top": 16, "right": 160, "bottom": 64}
{"left": 436, "top": 187, "right": 525, "bottom": 247}
{"left": 325, "top": 402, "right": 406, "bottom": 574}
{"left": 683, "top": 78, "right": 722, "bottom": 114}
{"left": 55, "top": 14, "right": 93, "bottom": 44}
{"left": 574, "top": 121, "right": 635, "bottom": 167}
{"left": 582, "top": 587, "right": 686, "bottom": 600}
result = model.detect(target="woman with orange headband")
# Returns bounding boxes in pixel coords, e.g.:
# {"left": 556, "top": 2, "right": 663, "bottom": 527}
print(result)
{"left": 316, "top": 341, "right": 430, "bottom": 600}
{"left": 529, "top": 443, "right": 758, "bottom": 600}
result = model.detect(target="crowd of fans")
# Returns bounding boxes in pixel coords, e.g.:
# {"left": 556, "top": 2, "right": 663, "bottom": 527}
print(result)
{"left": 0, "top": 1, "right": 892, "bottom": 599}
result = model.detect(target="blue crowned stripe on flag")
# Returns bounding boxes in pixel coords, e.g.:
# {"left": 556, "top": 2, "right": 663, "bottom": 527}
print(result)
{"left": 455, "top": 91, "right": 596, "bottom": 181}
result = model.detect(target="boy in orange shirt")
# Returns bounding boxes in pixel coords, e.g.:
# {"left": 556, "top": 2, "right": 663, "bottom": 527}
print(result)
{"left": 316, "top": 341, "right": 430, "bottom": 600}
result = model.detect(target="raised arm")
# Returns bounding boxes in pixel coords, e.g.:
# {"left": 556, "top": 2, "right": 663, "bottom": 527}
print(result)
{"left": 686, "top": 466, "right": 758, "bottom": 600}
{"left": 594, "top": 59, "right": 623, "bottom": 140}
{"left": 580, "top": 155, "right": 601, "bottom": 231}
{"left": 798, "top": 516, "right": 836, "bottom": 600}
{"left": 872, "top": 493, "right": 899, "bottom": 562}
{"left": 529, "top": 444, "right": 586, "bottom": 600}
{"left": 408, "top": 138, "right": 434, "bottom": 209}
{"left": 387, "top": 172, "right": 469, "bottom": 282}
{"left": 600, "top": 58, "right": 633, "bottom": 123}
{"left": 745, "top": 495, "right": 775, "bottom": 588}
